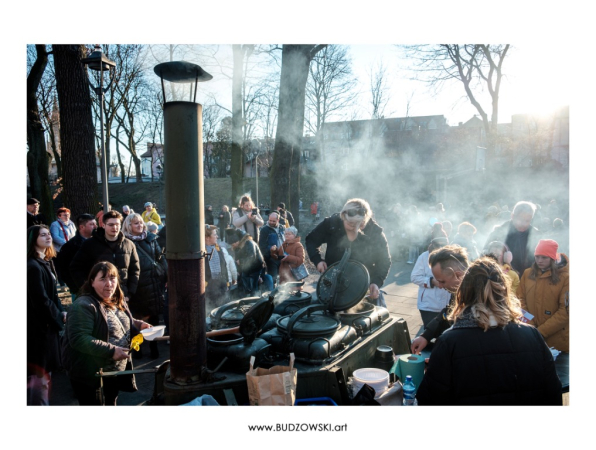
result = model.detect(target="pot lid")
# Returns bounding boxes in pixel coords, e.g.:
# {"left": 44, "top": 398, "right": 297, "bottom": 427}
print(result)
{"left": 239, "top": 297, "right": 274, "bottom": 343}
{"left": 276, "top": 305, "right": 341, "bottom": 338}
{"left": 210, "top": 297, "right": 260, "bottom": 329}
{"left": 316, "top": 260, "right": 370, "bottom": 312}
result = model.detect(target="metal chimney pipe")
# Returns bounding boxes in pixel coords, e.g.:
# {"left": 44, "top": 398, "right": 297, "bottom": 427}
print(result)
{"left": 163, "top": 100, "right": 206, "bottom": 384}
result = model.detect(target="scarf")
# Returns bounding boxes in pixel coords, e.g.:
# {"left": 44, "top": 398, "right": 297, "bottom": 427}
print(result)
{"left": 124, "top": 231, "right": 147, "bottom": 241}
{"left": 206, "top": 244, "right": 222, "bottom": 279}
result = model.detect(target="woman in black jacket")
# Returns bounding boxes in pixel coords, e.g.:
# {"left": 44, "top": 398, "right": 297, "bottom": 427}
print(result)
{"left": 305, "top": 198, "right": 391, "bottom": 307}
{"left": 122, "top": 213, "right": 166, "bottom": 358}
{"left": 416, "top": 257, "right": 562, "bottom": 405}
{"left": 27, "top": 225, "right": 66, "bottom": 405}
{"left": 218, "top": 205, "right": 232, "bottom": 241}
{"left": 65, "top": 261, "right": 152, "bottom": 405}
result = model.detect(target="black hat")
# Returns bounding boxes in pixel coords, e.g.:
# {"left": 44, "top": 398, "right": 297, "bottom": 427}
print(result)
{"left": 27, "top": 198, "right": 40, "bottom": 205}
{"left": 278, "top": 202, "right": 285, "bottom": 209}
{"left": 225, "top": 228, "right": 245, "bottom": 245}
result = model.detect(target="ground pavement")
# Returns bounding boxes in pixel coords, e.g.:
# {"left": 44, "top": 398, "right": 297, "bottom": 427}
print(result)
{"left": 49, "top": 258, "right": 422, "bottom": 406}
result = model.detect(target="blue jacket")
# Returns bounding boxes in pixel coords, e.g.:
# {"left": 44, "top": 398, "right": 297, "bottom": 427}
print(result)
{"left": 50, "top": 219, "right": 77, "bottom": 251}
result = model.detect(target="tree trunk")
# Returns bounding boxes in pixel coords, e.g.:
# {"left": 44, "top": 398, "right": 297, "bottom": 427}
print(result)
{"left": 53, "top": 44, "right": 98, "bottom": 217}
{"left": 27, "top": 45, "right": 54, "bottom": 222}
{"left": 271, "top": 45, "right": 325, "bottom": 230}
{"left": 230, "top": 45, "right": 244, "bottom": 206}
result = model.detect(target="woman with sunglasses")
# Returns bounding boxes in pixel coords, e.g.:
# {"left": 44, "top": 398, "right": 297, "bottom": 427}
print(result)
{"left": 27, "top": 225, "right": 67, "bottom": 405}
{"left": 305, "top": 198, "right": 391, "bottom": 307}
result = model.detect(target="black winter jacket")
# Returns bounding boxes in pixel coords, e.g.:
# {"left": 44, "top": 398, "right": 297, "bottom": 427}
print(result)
{"left": 484, "top": 220, "right": 540, "bottom": 275}
{"left": 56, "top": 232, "right": 87, "bottom": 293}
{"left": 305, "top": 214, "right": 391, "bottom": 287}
{"left": 65, "top": 294, "right": 141, "bottom": 389}
{"left": 27, "top": 257, "right": 65, "bottom": 376}
{"left": 235, "top": 238, "right": 265, "bottom": 276}
{"left": 218, "top": 210, "right": 232, "bottom": 230}
{"left": 69, "top": 227, "right": 140, "bottom": 297}
{"left": 417, "top": 310, "right": 562, "bottom": 405}
{"left": 27, "top": 212, "right": 47, "bottom": 230}
{"left": 127, "top": 233, "right": 166, "bottom": 318}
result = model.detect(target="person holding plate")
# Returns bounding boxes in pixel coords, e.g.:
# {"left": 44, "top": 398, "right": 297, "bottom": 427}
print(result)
{"left": 64, "top": 261, "right": 152, "bottom": 405}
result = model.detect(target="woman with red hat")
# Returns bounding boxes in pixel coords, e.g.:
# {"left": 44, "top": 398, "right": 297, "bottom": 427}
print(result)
{"left": 517, "top": 239, "right": 569, "bottom": 352}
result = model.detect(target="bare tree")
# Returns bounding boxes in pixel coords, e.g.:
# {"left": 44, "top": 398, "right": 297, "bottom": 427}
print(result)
{"left": 305, "top": 45, "right": 358, "bottom": 135}
{"left": 202, "top": 103, "right": 223, "bottom": 177}
{"left": 213, "top": 116, "right": 232, "bottom": 178}
{"left": 401, "top": 44, "right": 510, "bottom": 157}
{"left": 270, "top": 44, "right": 327, "bottom": 228}
{"left": 52, "top": 44, "right": 98, "bottom": 216}
{"left": 109, "top": 45, "right": 153, "bottom": 182}
{"left": 27, "top": 45, "right": 55, "bottom": 220}
{"left": 230, "top": 45, "right": 255, "bottom": 205}
{"left": 369, "top": 60, "right": 390, "bottom": 119}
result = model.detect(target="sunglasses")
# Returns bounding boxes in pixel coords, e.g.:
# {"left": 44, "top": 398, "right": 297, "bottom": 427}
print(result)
{"left": 345, "top": 208, "right": 366, "bottom": 217}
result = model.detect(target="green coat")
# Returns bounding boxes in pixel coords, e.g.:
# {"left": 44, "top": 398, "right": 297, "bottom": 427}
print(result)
{"left": 65, "top": 294, "right": 142, "bottom": 389}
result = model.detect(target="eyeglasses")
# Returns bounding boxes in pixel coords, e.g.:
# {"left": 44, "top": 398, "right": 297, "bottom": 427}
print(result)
{"left": 345, "top": 208, "right": 366, "bottom": 217}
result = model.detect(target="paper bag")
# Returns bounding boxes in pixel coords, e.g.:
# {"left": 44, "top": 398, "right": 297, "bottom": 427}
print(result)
{"left": 246, "top": 353, "right": 297, "bottom": 406}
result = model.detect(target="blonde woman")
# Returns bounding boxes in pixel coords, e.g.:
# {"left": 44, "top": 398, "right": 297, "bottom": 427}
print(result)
{"left": 485, "top": 240, "right": 519, "bottom": 293}
{"left": 417, "top": 257, "right": 562, "bottom": 405}
{"left": 305, "top": 198, "right": 391, "bottom": 306}
{"left": 122, "top": 213, "right": 166, "bottom": 358}
{"left": 204, "top": 225, "right": 235, "bottom": 308}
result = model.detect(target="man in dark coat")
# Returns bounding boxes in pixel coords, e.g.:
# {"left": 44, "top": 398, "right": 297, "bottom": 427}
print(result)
{"left": 258, "top": 212, "right": 285, "bottom": 283}
{"left": 27, "top": 197, "right": 47, "bottom": 229}
{"left": 69, "top": 210, "right": 140, "bottom": 298}
{"left": 484, "top": 200, "right": 540, "bottom": 275}
{"left": 218, "top": 205, "right": 232, "bottom": 241}
{"left": 205, "top": 205, "right": 215, "bottom": 225}
{"left": 276, "top": 202, "right": 294, "bottom": 227}
{"left": 305, "top": 199, "right": 391, "bottom": 306}
{"left": 56, "top": 214, "right": 97, "bottom": 295}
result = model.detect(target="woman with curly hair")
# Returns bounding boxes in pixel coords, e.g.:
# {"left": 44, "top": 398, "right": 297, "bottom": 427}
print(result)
{"left": 417, "top": 256, "right": 562, "bottom": 405}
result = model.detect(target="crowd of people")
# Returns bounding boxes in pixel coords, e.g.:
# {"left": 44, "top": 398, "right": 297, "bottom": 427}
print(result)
{"left": 27, "top": 193, "right": 569, "bottom": 406}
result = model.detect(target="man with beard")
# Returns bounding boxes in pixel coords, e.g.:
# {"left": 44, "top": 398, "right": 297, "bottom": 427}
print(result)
{"left": 258, "top": 211, "right": 285, "bottom": 284}
{"left": 410, "top": 245, "right": 470, "bottom": 354}
{"left": 484, "top": 201, "right": 539, "bottom": 275}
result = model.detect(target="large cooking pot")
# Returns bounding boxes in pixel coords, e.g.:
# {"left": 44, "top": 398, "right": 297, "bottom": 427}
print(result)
{"left": 276, "top": 304, "right": 341, "bottom": 339}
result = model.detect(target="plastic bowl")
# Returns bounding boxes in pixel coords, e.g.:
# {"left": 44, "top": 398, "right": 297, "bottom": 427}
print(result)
{"left": 140, "top": 325, "right": 166, "bottom": 341}
{"left": 352, "top": 368, "right": 389, "bottom": 396}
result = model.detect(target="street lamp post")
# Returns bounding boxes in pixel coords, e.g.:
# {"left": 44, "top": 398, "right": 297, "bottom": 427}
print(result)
{"left": 156, "top": 164, "right": 164, "bottom": 216}
{"left": 249, "top": 150, "right": 260, "bottom": 207}
{"left": 82, "top": 45, "right": 116, "bottom": 214}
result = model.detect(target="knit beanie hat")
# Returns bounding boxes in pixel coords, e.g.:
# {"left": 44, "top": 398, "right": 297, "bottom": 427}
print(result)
{"left": 535, "top": 239, "right": 558, "bottom": 260}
